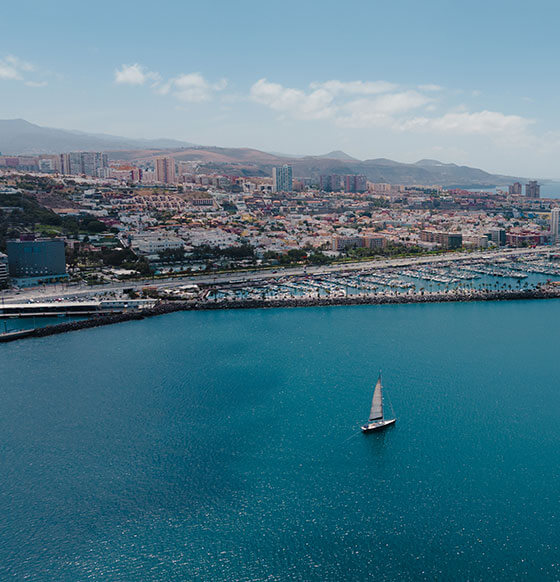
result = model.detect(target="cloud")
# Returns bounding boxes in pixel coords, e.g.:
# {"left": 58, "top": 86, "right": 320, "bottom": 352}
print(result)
{"left": 250, "top": 78, "right": 336, "bottom": 120}
{"left": 336, "top": 91, "right": 433, "bottom": 128}
{"left": 310, "top": 79, "right": 398, "bottom": 95}
{"left": 0, "top": 63, "right": 21, "bottom": 80}
{"left": 114, "top": 63, "right": 160, "bottom": 85}
{"left": 160, "top": 73, "right": 227, "bottom": 102}
{"left": 419, "top": 84, "right": 442, "bottom": 92}
{"left": 111, "top": 70, "right": 535, "bottom": 146}
{"left": 249, "top": 78, "right": 533, "bottom": 144}
{"left": 25, "top": 80, "right": 47, "bottom": 88}
{"left": 0, "top": 54, "right": 35, "bottom": 81}
{"left": 250, "top": 79, "right": 433, "bottom": 125}
{"left": 400, "top": 110, "right": 533, "bottom": 136}
{"left": 4, "top": 55, "right": 34, "bottom": 72}
{"left": 249, "top": 78, "right": 403, "bottom": 121}
{"left": 115, "top": 64, "right": 225, "bottom": 102}
{"left": 356, "top": 91, "right": 431, "bottom": 114}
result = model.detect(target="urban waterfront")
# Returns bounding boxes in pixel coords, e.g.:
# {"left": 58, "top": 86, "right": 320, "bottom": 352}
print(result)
{"left": 1, "top": 301, "right": 559, "bottom": 580}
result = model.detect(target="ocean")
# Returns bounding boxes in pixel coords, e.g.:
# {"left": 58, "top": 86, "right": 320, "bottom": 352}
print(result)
{"left": 1, "top": 301, "right": 559, "bottom": 580}
{"left": 467, "top": 181, "right": 560, "bottom": 198}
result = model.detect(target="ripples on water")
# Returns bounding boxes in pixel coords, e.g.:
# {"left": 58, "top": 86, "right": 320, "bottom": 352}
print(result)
{"left": 1, "top": 302, "right": 559, "bottom": 580}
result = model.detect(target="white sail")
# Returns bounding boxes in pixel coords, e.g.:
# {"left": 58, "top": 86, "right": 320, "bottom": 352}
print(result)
{"left": 369, "top": 375, "right": 384, "bottom": 421}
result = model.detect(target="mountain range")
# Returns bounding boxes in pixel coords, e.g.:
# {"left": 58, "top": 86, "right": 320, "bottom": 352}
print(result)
{"left": 0, "top": 118, "right": 523, "bottom": 187}
{"left": 0, "top": 119, "right": 196, "bottom": 155}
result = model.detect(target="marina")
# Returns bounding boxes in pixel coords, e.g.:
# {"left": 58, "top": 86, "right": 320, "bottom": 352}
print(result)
{"left": 208, "top": 251, "right": 560, "bottom": 304}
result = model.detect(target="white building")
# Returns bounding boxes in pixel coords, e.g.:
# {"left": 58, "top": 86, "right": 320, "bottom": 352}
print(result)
{"left": 551, "top": 208, "right": 560, "bottom": 243}
{"left": 130, "top": 233, "right": 184, "bottom": 255}
{"left": 0, "top": 252, "right": 8, "bottom": 285}
{"left": 183, "top": 227, "right": 239, "bottom": 248}
{"left": 272, "top": 165, "right": 293, "bottom": 193}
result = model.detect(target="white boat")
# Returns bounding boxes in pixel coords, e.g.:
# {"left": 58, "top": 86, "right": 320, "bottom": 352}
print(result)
{"left": 361, "top": 373, "right": 396, "bottom": 433}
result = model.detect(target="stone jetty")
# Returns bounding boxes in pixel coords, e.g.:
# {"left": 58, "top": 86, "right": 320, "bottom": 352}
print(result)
{"left": 2, "top": 286, "right": 560, "bottom": 343}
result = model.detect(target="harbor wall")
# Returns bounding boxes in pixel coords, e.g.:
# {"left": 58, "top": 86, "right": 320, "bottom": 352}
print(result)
{"left": 2, "top": 287, "right": 560, "bottom": 343}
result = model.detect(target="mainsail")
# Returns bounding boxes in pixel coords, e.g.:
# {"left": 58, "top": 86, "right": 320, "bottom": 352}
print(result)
{"left": 369, "top": 375, "right": 384, "bottom": 421}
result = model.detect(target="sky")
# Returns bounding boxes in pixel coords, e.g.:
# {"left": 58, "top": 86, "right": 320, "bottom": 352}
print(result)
{"left": 1, "top": 0, "right": 560, "bottom": 177}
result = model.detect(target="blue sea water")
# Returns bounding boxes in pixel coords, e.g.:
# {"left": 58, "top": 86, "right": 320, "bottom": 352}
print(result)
{"left": 536, "top": 182, "right": 560, "bottom": 198}
{"left": 467, "top": 182, "right": 560, "bottom": 197}
{"left": 1, "top": 301, "right": 560, "bottom": 581}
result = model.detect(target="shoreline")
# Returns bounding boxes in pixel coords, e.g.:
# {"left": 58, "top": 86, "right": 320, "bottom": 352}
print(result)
{"left": 2, "top": 286, "right": 560, "bottom": 343}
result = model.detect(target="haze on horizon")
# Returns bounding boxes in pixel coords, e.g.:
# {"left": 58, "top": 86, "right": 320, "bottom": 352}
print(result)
{"left": 2, "top": 0, "right": 560, "bottom": 178}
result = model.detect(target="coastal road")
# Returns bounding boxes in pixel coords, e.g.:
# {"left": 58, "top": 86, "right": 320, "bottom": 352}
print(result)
{"left": 1, "top": 246, "right": 557, "bottom": 304}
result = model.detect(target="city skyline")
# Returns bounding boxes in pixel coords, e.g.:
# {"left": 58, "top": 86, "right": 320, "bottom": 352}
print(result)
{"left": 3, "top": 0, "right": 560, "bottom": 178}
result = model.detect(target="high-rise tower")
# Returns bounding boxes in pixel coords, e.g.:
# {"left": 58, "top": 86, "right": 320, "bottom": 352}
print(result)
{"left": 155, "top": 157, "right": 176, "bottom": 184}
{"left": 272, "top": 165, "right": 293, "bottom": 192}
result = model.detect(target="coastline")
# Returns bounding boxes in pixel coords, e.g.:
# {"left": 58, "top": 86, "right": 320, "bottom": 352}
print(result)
{"left": 2, "top": 286, "right": 560, "bottom": 343}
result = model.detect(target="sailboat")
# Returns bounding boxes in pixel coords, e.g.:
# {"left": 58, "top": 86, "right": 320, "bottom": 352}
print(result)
{"left": 361, "top": 373, "right": 396, "bottom": 432}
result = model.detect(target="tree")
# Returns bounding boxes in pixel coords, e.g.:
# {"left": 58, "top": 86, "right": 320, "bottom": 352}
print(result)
{"left": 158, "top": 248, "right": 186, "bottom": 263}
{"left": 308, "top": 251, "right": 330, "bottom": 265}
{"left": 102, "top": 248, "right": 137, "bottom": 267}
{"left": 222, "top": 244, "right": 254, "bottom": 259}
{"left": 85, "top": 219, "right": 107, "bottom": 233}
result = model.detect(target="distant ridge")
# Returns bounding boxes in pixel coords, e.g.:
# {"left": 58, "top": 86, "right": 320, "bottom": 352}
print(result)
{"left": 315, "top": 150, "right": 360, "bottom": 161}
{"left": 0, "top": 118, "right": 525, "bottom": 187}
{"left": 0, "top": 119, "right": 197, "bottom": 155}
{"left": 414, "top": 158, "right": 455, "bottom": 167}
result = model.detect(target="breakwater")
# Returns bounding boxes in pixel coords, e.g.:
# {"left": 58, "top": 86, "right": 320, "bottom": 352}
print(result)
{"left": 2, "top": 286, "right": 560, "bottom": 343}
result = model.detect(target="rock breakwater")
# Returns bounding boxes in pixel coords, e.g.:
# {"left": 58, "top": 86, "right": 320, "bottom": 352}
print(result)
{"left": 2, "top": 287, "right": 560, "bottom": 343}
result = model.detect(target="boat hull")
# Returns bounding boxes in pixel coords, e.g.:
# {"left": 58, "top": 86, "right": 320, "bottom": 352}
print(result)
{"left": 361, "top": 418, "right": 396, "bottom": 433}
